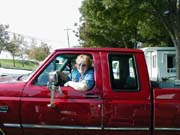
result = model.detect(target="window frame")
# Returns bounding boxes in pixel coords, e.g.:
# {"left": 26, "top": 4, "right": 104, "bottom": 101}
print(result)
{"left": 108, "top": 53, "right": 139, "bottom": 92}
{"left": 34, "top": 53, "right": 94, "bottom": 87}
{"left": 167, "top": 54, "right": 176, "bottom": 73}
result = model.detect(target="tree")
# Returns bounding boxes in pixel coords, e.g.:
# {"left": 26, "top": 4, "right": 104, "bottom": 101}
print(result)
{"left": 27, "top": 40, "right": 50, "bottom": 61}
{"left": 124, "top": 0, "right": 180, "bottom": 79}
{"left": 79, "top": 0, "right": 171, "bottom": 48}
{"left": 18, "top": 37, "right": 28, "bottom": 67}
{"left": 6, "top": 34, "right": 22, "bottom": 67}
{"left": 36, "top": 42, "right": 51, "bottom": 61}
{"left": 79, "top": 0, "right": 180, "bottom": 79}
{"left": 0, "top": 24, "right": 9, "bottom": 54}
{"left": 146, "top": 0, "right": 180, "bottom": 79}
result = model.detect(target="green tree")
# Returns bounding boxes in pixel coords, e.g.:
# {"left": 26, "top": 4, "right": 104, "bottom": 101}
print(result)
{"left": 145, "top": 0, "right": 180, "bottom": 79}
{"left": 27, "top": 40, "right": 50, "bottom": 61}
{"left": 79, "top": 0, "right": 169, "bottom": 48}
{"left": 79, "top": 0, "right": 180, "bottom": 79}
{"left": 0, "top": 24, "right": 9, "bottom": 66}
{"left": 18, "top": 37, "right": 28, "bottom": 67}
{"left": 0, "top": 24, "right": 9, "bottom": 54}
{"left": 6, "top": 34, "right": 22, "bottom": 67}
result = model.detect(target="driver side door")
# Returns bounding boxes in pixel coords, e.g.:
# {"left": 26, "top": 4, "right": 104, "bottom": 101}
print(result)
{"left": 20, "top": 53, "right": 102, "bottom": 135}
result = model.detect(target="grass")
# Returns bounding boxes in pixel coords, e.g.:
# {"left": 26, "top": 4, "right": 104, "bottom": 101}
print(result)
{"left": 0, "top": 59, "right": 39, "bottom": 70}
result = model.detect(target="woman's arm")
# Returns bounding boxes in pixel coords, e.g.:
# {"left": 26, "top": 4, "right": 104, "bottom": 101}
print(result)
{"left": 64, "top": 80, "right": 88, "bottom": 91}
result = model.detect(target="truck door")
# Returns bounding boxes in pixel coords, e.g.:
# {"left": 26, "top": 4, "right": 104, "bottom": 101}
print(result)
{"left": 0, "top": 87, "right": 23, "bottom": 135}
{"left": 20, "top": 52, "right": 102, "bottom": 135}
{"left": 101, "top": 52, "right": 152, "bottom": 135}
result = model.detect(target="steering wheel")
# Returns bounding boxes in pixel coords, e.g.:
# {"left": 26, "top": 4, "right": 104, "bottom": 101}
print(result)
{"left": 56, "top": 59, "right": 69, "bottom": 86}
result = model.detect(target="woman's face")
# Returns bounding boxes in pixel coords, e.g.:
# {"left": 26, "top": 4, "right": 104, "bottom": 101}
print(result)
{"left": 76, "top": 59, "right": 88, "bottom": 74}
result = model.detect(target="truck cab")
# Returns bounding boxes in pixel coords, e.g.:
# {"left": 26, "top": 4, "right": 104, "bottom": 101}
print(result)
{"left": 0, "top": 48, "right": 179, "bottom": 135}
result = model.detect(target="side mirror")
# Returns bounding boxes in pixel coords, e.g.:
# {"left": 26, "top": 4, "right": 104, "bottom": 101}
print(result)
{"left": 48, "top": 71, "right": 59, "bottom": 85}
{"left": 47, "top": 71, "right": 62, "bottom": 108}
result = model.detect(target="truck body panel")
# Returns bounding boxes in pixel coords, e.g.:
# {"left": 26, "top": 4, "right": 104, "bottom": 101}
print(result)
{"left": 154, "top": 88, "right": 180, "bottom": 135}
{"left": 0, "top": 82, "right": 26, "bottom": 135}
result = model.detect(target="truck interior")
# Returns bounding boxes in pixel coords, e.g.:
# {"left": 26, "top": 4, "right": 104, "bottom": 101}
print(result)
{"left": 34, "top": 54, "right": 93, "bottom": 87}
{"left": 108, "top": 54, "right": 138, "bottom": 91}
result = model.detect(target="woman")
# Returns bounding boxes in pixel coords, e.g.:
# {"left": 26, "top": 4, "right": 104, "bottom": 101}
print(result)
{"left": 64, "top": 54, "right": 94, "bottom": 91}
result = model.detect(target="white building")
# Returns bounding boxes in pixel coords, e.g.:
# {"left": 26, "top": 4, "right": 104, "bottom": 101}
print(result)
{"left": 0, "top": 51, "right": 12, "bottom": 59}
{"left": 0, "top": 50, "right": 29, "bottom": 60}
{"left": 141, "top": 47, "right": 176, "bottom": 81}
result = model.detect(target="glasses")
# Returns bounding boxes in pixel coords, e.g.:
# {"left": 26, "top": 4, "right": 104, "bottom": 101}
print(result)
{"left": 77, "top": 63, "right": 87, "bottom": 68}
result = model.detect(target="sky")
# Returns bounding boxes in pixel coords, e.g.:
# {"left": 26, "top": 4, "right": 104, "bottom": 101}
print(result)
{"left": 0, "top": 0, "right": 83, "bottom": 50}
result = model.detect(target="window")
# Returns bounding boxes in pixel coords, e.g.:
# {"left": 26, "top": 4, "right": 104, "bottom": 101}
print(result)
{"left": 34, "top": 54, "right": 93, "bottom": 87}
{"left": 34, "top": 54, "right": 79, "bottom": 86}
{"left": 152, "top": 55, "right": 157, "bottom": 68}
{"left": 167, "top": 54, "right": 176, "bottom": 73}
{"left": 109, "top": 54, "right": 138, "bottom": 91}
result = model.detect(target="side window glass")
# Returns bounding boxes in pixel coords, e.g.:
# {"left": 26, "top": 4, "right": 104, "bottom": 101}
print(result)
{"left": 109, "top": 54, "right": 139, "bottom": 91}
{"left": 112, "top": 61, "right": 120, "bottom": 79}
{"left": 34, "top": 55, "right": 71, "bottom": 86}
{"left": 34, "top": 61, "right": 55, "bottom": 86}
{"left": 34, "top": 54, "right": 94, "bottom": 88}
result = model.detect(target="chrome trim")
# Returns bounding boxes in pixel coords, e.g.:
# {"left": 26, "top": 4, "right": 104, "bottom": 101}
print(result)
{"left": 101, "top": 103, "right": 104, "bottom": 129}
{"left": 23, "top": 124, "right": 149, "bottom": 131}
{"left": 104, "top": 127, "right": 149, "bottom": 131}
{"left": 155, "top": 128, "right": 180, "bottom": 131}
{"left": 0, "top": 106, "right": 8, "bottom": 113}
{"left": 3, "top": 123, "right": 180, "bottom": 132}
{"left": 3, "top": 123, "right": 150, "bottom": 131}
{"left": 0, "top": 128, "right": 5, "bottom": 135}
{"left": 23, "top": 124, "right": 102, "bottom": 130}
{"left": 3, "top": 123, "right": 21, "bottom": 128}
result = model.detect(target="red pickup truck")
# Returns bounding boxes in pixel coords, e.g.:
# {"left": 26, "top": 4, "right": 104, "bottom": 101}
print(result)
{"left": 0, "top": 48, "right": 180, "bottom": 135}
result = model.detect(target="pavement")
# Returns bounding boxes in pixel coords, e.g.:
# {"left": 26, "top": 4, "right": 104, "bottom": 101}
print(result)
{"left": 0, "top": 67, "right": 32, "bottom": 76}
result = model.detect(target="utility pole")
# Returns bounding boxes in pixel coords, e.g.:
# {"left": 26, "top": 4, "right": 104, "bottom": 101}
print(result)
{"left": 64, "top": 28, "right": 71, "bottom": 48}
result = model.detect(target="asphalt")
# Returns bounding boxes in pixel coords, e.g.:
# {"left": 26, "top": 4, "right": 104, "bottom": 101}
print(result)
{"left": 0, "top": 67, "right": 31, "bottom": 76}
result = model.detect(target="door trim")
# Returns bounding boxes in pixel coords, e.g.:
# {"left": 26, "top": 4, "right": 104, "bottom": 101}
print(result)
{"left": 4, "top": 123, "right": 150, "bottom": 131}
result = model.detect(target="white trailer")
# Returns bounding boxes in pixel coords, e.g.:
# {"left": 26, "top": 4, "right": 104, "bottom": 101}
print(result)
{"left": 141, "top": 47, "right": 176, "bottom": 81}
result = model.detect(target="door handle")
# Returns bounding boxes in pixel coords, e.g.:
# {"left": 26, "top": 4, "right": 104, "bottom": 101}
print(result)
{"left": 85, "top": 93, "right": 100, "bottom": 99}
{"left": 0, "top": 106, "right": 9, "bottom": 113}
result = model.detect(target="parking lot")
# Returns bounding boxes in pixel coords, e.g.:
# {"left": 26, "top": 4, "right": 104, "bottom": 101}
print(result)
{"left": 0, "top": 67, "right": 31, "bottom": 78}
